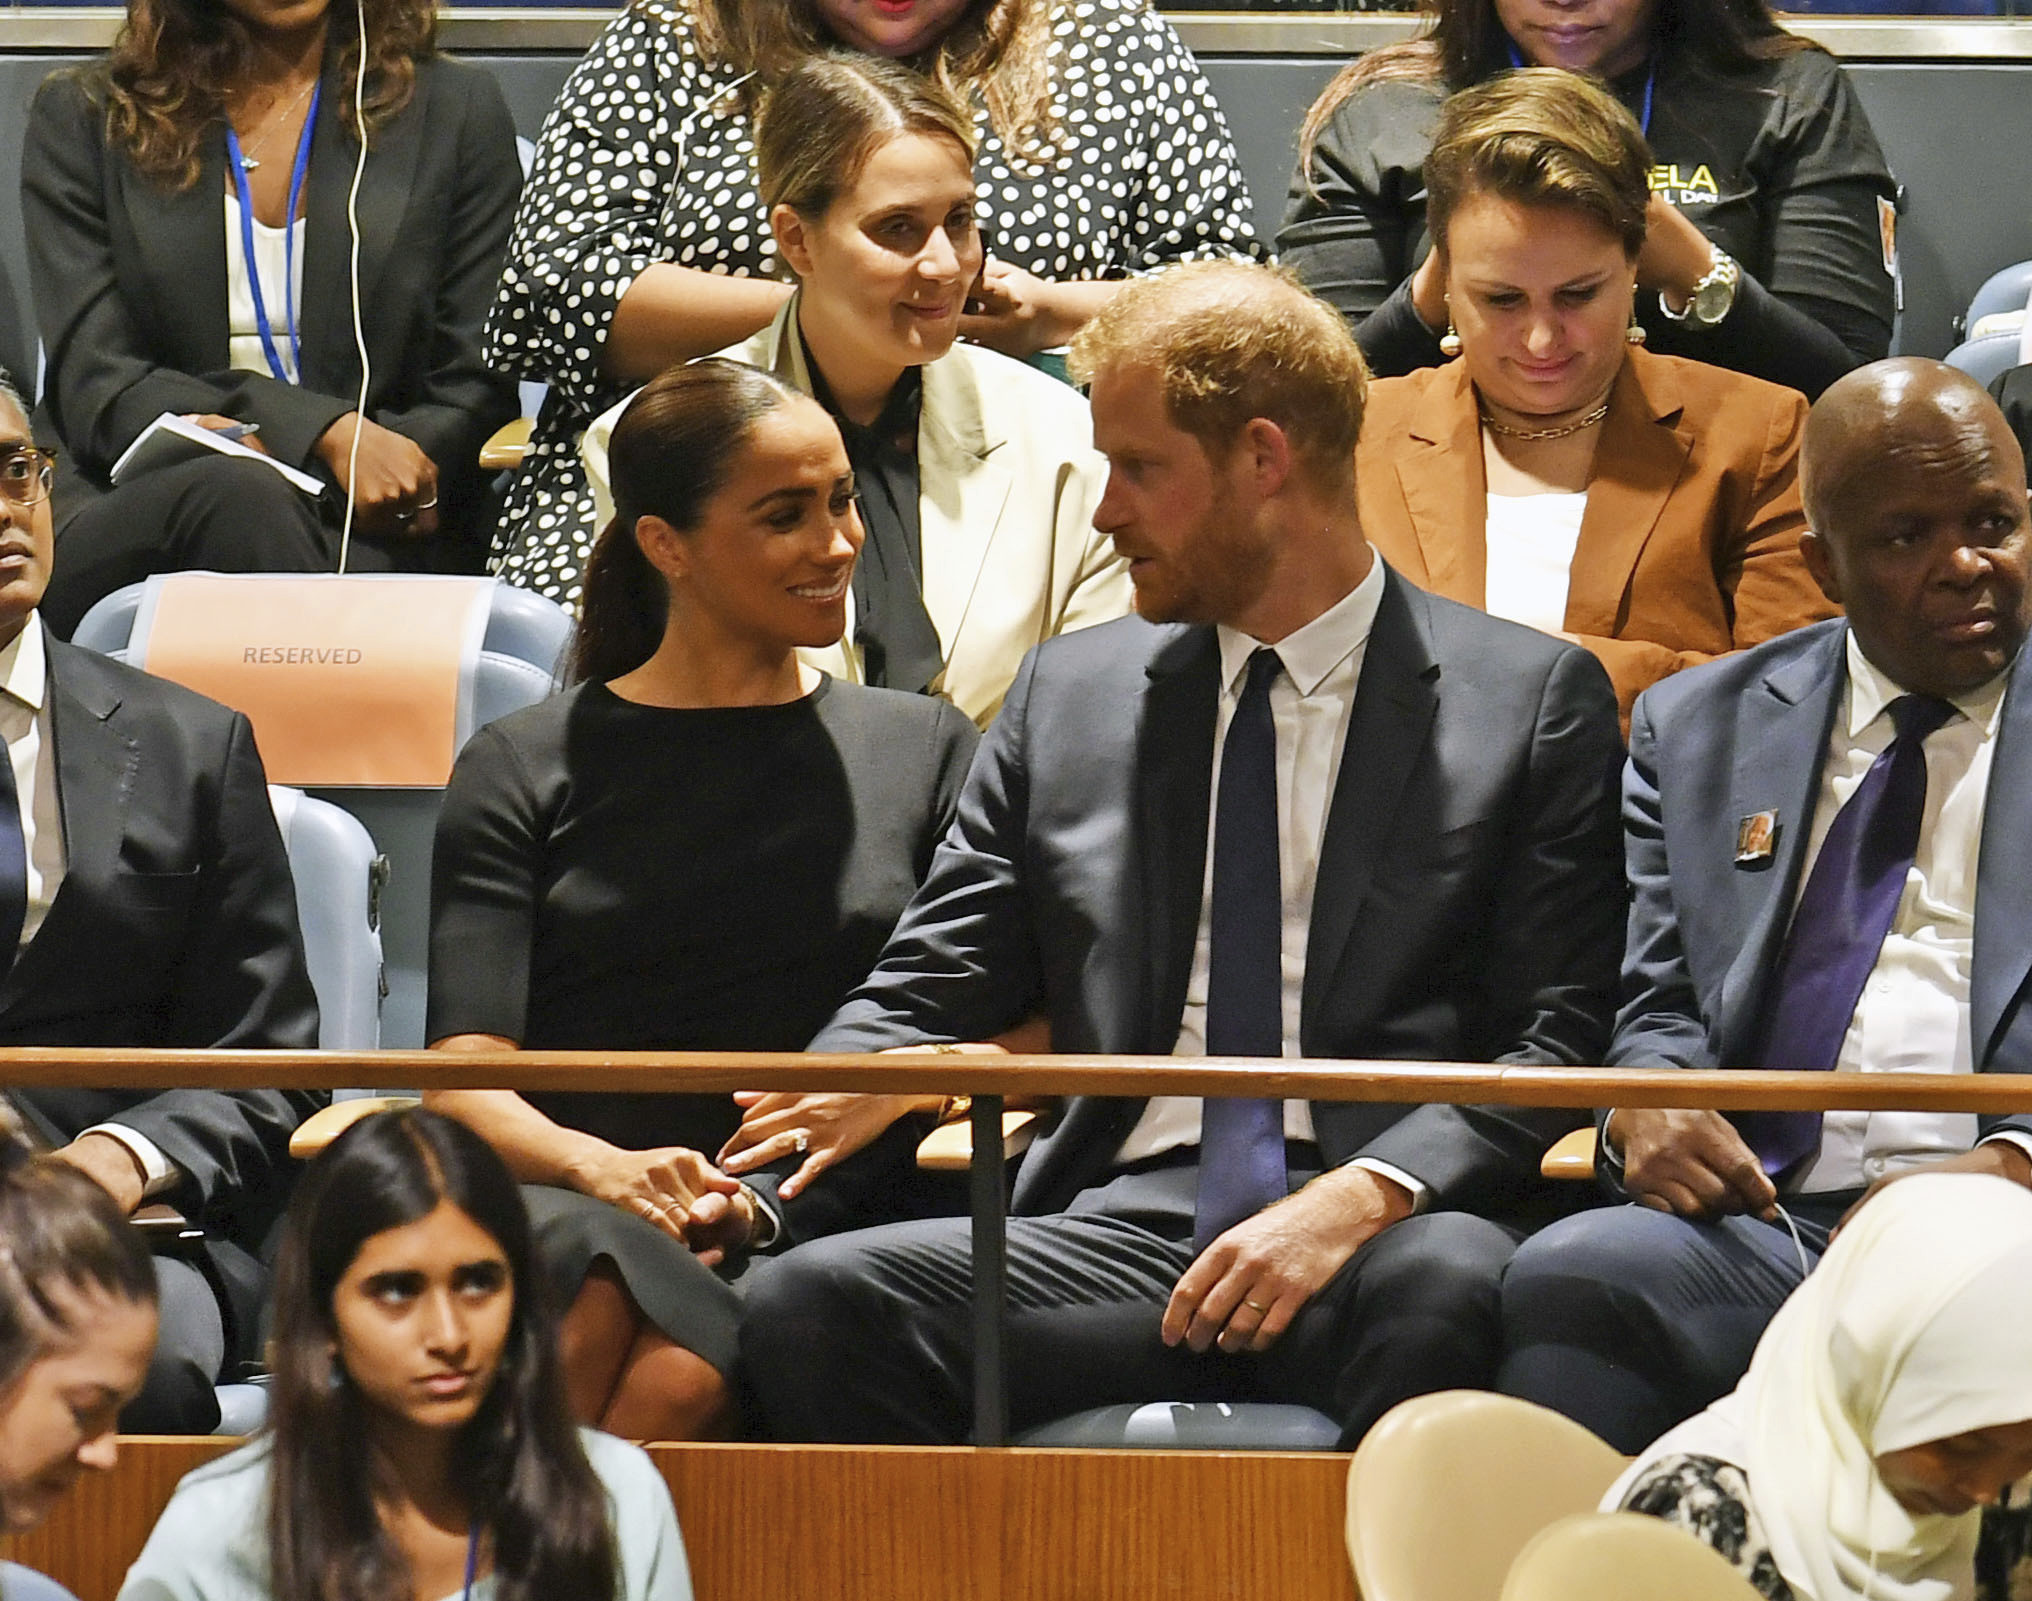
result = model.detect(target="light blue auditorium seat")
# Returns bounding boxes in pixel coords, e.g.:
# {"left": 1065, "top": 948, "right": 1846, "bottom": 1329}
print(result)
{"left": 1944, "top": 328, "right": 2022, "bottom": 388}
{"left": 267, "top": 787, "right": 382, "bottom": 1052}
{"left": 0, "top": 1563, "right": 82, "bottom": 1601}
{"left": 1965, "top": 259, "right": 2032, "bottom": 335}
{"left": 1017, "top": 1401, "right": 1342, "bottom": 1451}
{"left": 72, "top": 576, "right": 571, "bottom": 1048}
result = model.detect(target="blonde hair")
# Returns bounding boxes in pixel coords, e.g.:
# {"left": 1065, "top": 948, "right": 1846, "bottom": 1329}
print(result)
{"left": 756, "top": 51, "right": 978, "bottom": 219}
{"left": 1069, "top": 260, "right": 1370, "bottom": 491}
{"left": 1424, "top": 68, "right": 1653, "bottom": 258}
{"left": 679, "top": 0, "right": 1057, "bottom": 164}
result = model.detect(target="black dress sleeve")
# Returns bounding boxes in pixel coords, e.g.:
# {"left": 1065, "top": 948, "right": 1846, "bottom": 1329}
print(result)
{"left": 427, "top": 718, "right": 550, "bottom": 1046}
{"left": 1277, "top": 77, "right": 1449, "bottom": 378}
{"left": 925, "top": 699, "right": 981, "bottom": 860}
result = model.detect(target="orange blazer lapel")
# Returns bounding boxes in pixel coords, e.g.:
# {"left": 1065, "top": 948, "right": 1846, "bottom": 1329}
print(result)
{"left": 1386, "top": 362, "right": 1488, "bottom": 605}
{"left": 1565, "top": 349, "right": 1694, "bottom": 636}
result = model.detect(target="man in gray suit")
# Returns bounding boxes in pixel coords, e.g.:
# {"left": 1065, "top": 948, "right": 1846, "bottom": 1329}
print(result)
{"left": 1498, "top": 359, "right": 2032, "bottom": 1452}
{"left": 741, "top": 262, "right": 1626, "bottom": 1446}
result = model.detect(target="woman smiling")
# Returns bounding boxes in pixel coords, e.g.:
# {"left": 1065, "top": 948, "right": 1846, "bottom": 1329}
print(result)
{"left": 585, "top": 52, "right": 1125, "bottom": 727}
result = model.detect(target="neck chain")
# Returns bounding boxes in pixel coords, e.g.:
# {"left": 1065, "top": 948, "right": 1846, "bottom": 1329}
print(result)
{"left": 1478, "top": 399, "right": 1611, "bottom": 442}
{"left": 232, "top": 76, "right": 317, "bottom": 172}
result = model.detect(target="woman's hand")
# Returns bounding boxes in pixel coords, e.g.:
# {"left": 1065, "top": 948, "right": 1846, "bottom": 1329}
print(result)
{"left": 720, "top": 1093, "right": 938, "bottom": 1201}
{"left": 1636, "top": 196, "right": 1720, "bottom": 312}
{"left": 314, "top": 412, "right": 441, "bottom": 538}
{"left": 570, "top": 1143, "right": 750, "bottom": 1255}
{"left": 185, "top": 414, "right": 270, "bottom": 455}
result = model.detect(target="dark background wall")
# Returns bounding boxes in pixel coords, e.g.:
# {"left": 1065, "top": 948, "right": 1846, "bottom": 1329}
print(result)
{"left": 0, "top": 47, "right": 2027, "bottom": 389}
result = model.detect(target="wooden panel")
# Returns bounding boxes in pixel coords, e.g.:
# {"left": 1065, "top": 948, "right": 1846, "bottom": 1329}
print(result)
{"left": 4, "top": 1440, "right": 1355, "bottom": 1601}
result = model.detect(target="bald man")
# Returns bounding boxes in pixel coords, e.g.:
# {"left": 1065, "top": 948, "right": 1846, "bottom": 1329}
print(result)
{"left": 741, "top": 261, "right": 1625, "bottom": 1447}
{"left": 1496, "top": 358, "right": 2032, "bottom": 1452}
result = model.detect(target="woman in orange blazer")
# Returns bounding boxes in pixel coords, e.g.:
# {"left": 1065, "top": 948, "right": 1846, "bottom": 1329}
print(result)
{"left": 1355, "top": 69, "right": 1834, "bottom": 725}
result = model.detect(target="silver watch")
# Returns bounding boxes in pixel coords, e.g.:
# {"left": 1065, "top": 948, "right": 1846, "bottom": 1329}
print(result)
{"left": 1660, "top": 247, "right": 1741, "bottom": 328}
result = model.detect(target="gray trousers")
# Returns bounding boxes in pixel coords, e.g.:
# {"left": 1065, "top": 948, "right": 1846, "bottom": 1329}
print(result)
{"left": 741, "top": 1155, "right": 1524, "bottom": 1448}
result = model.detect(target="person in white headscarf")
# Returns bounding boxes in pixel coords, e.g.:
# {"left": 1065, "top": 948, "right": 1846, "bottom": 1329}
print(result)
{"left": 1606, "top": 1172, "right": 2032, "bottom": 1601}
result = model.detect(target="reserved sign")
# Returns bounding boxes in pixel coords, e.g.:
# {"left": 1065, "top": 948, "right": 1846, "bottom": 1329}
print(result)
{"left": 138, "top": 574, "right": 497, "bottom": 788}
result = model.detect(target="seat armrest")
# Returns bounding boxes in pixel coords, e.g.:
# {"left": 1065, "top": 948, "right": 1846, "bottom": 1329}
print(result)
{"left": 479, "top": 418, "right": 532, "bottom": 472}
{"left": 289, "top": 1096, "right": 422, "bottom": 1161}
{"left": 1540, "top": 1126, "right": 1597, "bottom": 1182}
{"left": 916, "top": 1111, "right": 1040, "bottom": 1172}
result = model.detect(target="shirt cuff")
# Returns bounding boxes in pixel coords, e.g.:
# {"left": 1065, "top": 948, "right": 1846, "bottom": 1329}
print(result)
{"left": 76, "top": 1123, "right": 180, "bottom": 1201}
{"left": 1345, "top": 1157, "right": 1431, "bottom": 1215}
{"left": 1979, "top": 1131, "right": 2032, "bottom": 1176}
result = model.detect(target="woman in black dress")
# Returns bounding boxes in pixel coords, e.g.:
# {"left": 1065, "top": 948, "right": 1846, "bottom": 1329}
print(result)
{"left": 425, "top": 359, "right": 978, "bottom": 1438}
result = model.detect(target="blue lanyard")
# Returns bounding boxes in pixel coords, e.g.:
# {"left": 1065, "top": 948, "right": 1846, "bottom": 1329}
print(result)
{"left": 224, "top": 80, "right": 320, "bottom": 384}
{"left": 1502, "top": 41, "right": 1655, "bottom": 135}
{"left": 462, "top": 1524, "right": 479, "bottom": 1601}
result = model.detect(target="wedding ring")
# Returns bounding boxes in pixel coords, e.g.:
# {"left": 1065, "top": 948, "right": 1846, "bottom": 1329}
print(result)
{"left": 1244, "top": 1300, "right": 1270, "bottom": 1314}
{"left": 416, "top": 495, "right": 439, "bottom": 510}
{"left": 394, "top": 508, "right": 416, "bottom": 522}
{"left": 792, "top": 1132, "right": 811, "bottom": 1155}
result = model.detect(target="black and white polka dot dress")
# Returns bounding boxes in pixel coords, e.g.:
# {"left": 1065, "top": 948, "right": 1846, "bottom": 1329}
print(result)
{"left": 483, "top": 0, "right": 1263, "bottom": 605}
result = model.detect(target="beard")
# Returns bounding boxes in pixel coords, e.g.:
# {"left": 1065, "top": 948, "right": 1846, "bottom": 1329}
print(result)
{"left": 1129, "top": 484, "right": 1277, "bottom": 628}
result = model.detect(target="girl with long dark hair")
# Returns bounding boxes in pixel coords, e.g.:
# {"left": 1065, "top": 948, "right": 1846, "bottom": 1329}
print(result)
{"left": 0, "top": 1135, "right": 157, "bottom": 1539}
{"left": 118, "top": 1108, "right": 691, "bottom": 1601}
{"left": 425, "top": 361, "right": 979, "bottom": 1440}
{"left": 1279, "top": 0, "right": 1899, "bottom": 400}
{"left": 20, "top": 0, "right": 522, "bottom": 634}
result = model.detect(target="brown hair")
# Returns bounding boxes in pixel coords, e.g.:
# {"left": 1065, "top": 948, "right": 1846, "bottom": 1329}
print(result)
{"left": 1297, "top": 0, "right": 1806, "bottom": 181}
{"left": 757, "top": 50, "right": 978, "bottom": 221}
{"left": 572, "top": 359, "right": 808, "bottom": 684}
{"left": 680, "top": 0, "right": 1057, "bottom": 163}
{"left": 94, "top": 0, "right": 434, "bottom": 191}
{"left": 0, "top": 1135, "right": 157, "bottom": 1475}
{"left": 1423, "top": 68, "right": 1652, "bottom": 259}
{"left": 1068, "top": 260, "right": 1369, "bottom": 493}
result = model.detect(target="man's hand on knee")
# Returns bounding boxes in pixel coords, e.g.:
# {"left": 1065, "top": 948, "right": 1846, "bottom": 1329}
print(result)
{"left": 1161, "top": 1167, "right": 1413, "bottom": 1357}
{"left": 1609, "top": 1109, "right": 1776, "bottom": 1221}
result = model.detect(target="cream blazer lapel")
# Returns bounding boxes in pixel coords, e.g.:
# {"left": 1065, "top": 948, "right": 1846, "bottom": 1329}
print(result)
{"left": 914, "top": 350, "right": 1012, "bottom": 710}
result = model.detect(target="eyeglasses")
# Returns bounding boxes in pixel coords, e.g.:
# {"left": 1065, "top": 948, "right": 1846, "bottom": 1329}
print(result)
{"left": 0, "top": 448, "right": 54, "bottom": 509}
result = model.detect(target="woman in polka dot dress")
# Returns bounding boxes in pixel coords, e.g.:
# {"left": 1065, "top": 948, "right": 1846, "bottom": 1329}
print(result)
{"left": 483, "top": 0, "right": 1261, "bottom": 607}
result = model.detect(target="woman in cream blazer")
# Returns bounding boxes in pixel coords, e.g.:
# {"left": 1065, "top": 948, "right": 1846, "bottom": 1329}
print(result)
{"left": 583, "top": 55, "right": 1125, "bottom": 728}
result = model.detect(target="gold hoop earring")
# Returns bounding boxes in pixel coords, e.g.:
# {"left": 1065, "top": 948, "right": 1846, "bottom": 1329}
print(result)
{"left": 1439, "top": 321, "right": 1463, "bottom": 358}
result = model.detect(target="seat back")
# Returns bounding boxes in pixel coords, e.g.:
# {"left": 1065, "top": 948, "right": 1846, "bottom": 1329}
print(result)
{"left": 71, "top": 575, "right": 571, "bottom": 1046}
{"left": 1345, "top": 1391, "right": 1627, "bottom": 1601}
{"left": 267, "top": 787, "right": 383, "bottom": 1050}
{"left": 1944, "top": 329, "right": 2022, "bottom": 388}
{"left": 1966, "top": 259, "right": 2032, "bottom": 334}
{"left": 1500, "top": 1513, "right": 1765, "bottom": 1601}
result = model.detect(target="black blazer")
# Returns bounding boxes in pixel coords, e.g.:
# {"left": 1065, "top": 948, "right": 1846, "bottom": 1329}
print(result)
{"left": 813, "top": 566, "right": 1628, "bottom": 1220}
{"left": 9, "top": 635, "right": 321, "bottom": 1236}
{"left": 21, "top": 56, "right": 521, "bottom": 533}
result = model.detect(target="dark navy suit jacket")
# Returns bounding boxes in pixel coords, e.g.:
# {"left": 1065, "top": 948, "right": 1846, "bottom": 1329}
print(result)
{"left": 1613, "top": 618, "right": 2032, "bottom": 1143}
{"left": 813, "top": 565, "right": 1628, "bottom": 1220}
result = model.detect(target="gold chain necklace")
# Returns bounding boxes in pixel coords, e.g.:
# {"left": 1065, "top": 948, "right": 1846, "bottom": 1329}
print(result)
{"left": 232, "top": 76, "right": 317, "bottom": 172}
{"left": 1477, "top": 399, "right": 1611, "bottom": 442}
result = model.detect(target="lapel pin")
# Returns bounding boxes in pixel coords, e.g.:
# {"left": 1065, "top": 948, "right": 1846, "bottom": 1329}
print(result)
{"left": 1734, "top": 810, "right": 1779, "bottom": 867}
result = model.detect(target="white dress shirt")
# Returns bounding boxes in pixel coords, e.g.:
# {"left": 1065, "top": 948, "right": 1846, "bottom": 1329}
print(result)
{"left": 1483, "top": 490, "right": 1587, "bottom": 636}
{"left": 1790, "top": 634, "right": 2031, "bottom": 1193}
{"left": 224, "top": 194, "right": 305, "bottom": 384}
{"left": 1113, "top": 558, "right": 1425, "bottom": 1201}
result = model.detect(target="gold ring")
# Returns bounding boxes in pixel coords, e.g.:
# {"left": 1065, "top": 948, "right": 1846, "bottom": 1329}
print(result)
{"left": 1244, "top": 1300, "right": 1270, "bottom": 1314}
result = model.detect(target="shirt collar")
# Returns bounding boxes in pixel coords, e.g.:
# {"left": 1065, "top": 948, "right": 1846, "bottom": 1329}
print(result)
{"left": 1215, "top": 555, "right": 1386, "bottom": 699}
{"left": 0, "top": 615, "right": 47, "bottom": 716}
{"left": 1844, "top": 628, "right": 2009, "bottom": 741}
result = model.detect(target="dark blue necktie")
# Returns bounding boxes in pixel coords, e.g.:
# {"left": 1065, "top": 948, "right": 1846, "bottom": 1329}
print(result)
{"left": 1740, "top": 692, "right": 1957, "bottom": 1175}
{"left": 1195, "top": 648, "right": 1291, "bottom": 1252}
{"left": 0, "top": 738, "right": 27, "bottom": 971}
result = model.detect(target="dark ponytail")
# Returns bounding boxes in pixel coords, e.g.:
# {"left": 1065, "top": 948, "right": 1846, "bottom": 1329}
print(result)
{"left": 569, "top": 357, "right": 806, "bottom": 684}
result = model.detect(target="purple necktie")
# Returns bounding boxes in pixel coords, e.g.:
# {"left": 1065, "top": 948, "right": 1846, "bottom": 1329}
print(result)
{"left": 1740, "top": 693, "right": 1957, "bottom": 1175}
{"left": 1195, "top": 648, "right": 1290, "bottom": 1252}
